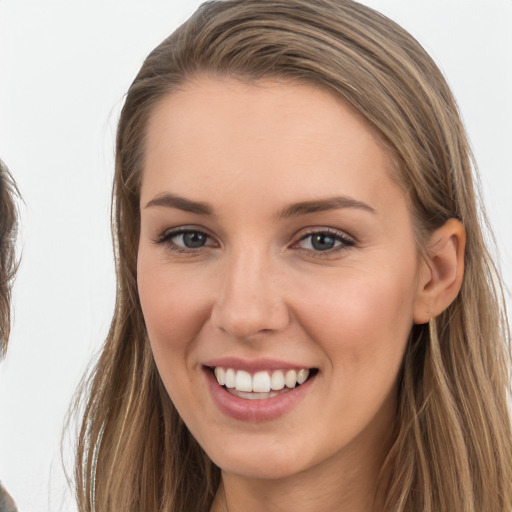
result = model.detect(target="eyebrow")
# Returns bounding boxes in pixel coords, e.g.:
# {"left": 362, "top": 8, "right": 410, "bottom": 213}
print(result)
{"left": 144, "top": 192, "right": 375, "bottom": 217}
{"left": 277, "top": 196, "right": 376, "bottom": 218}
{"left": 144, "top": 193, "right": 214, "bottom": 216}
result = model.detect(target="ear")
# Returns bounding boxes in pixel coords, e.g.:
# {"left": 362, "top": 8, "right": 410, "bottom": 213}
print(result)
{"left": 413, "top": 219, "right": 466, "bottom": 324}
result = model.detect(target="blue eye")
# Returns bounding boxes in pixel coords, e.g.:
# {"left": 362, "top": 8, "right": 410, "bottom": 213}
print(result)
{"left": 173, "top": 231, "right": 208, "bottom": 249}
{"left": 296, "top": 230, "right": 354, "bottom": 252}
{"left": 155, "top": 228, "right": 213, "bottom": 251}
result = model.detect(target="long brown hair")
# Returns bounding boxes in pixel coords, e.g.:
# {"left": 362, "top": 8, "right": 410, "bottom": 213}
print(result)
{"left": 73, "top": 1, "right": 512, "bottom": 510}
{"left": 0, "top": 159, "right": 19, "bottom": 358}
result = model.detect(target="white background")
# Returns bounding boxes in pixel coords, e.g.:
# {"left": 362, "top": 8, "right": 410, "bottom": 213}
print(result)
{"left": 0, "top": 1, "right": 510, "bottom": 511}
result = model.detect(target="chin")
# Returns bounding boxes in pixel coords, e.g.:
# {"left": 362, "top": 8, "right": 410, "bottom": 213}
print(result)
{"left": 204, "top": 436, "right": 314, "bottom": 481}
{"left": 215, "top": 457, "right": 302, "bottom": 481}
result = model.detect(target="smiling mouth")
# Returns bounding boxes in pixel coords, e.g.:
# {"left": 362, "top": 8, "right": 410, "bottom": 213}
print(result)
{"left": 208, "top": 366, "right": 318, "bottom": 400}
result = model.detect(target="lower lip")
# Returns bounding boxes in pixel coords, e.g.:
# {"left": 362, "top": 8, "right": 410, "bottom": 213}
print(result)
{"left": 204, "top": 368, "right": 315, "bottom": 422}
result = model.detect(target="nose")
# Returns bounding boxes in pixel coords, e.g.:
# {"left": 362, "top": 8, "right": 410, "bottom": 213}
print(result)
{"left": 210, "top": 249, "right": 290, "bottom": 340}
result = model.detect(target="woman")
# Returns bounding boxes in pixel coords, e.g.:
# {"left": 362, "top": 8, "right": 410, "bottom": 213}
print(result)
{"left": 73, "top": 1, "right": 512, "bottom": 511}
{"left": 0, "top": 159, "right": 20, "bottom": 512}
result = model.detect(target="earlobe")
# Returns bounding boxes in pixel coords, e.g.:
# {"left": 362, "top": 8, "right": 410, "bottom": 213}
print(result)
{"left": 413, "top": 219, "right": 466, "bottom": 324}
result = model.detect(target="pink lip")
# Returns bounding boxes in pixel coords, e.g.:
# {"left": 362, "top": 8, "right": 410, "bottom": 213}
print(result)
{"left": 203, "top": 366, "right": 316, "bottom": 422}
{"left": 202, "top": 357, "right": 312, "bottom": 372}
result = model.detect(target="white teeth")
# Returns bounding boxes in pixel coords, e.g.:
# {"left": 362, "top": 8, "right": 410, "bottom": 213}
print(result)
{"left": 235, "top": 370, "right": 253, "bottom": 392}
{"left": 285, "top": 369, "right": 297, "bottom": 388}
{"left": 297, "top": 369, "right": 309, "bottom": 385}
{"left": 270, "top": 370, "right": 285, "bottom": 390}
{"left": 214, "top": 367, "right": 226, "bottom": 386}
{"left": 225, "top": 368, "right": 236, "bottom": 388}
{"left": 213, "top": 367, "right": 312, "bottom": 393}
{"left": 252, "top": 371, "right": 271, "bottom": 393}
{"left": 228, "top": 389, "right": 283, "bottom": 400}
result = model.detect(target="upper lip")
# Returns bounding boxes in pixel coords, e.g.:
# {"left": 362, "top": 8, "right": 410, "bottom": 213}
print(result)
{"left": 202, "top": 357, "right": 315, "bottom": 373}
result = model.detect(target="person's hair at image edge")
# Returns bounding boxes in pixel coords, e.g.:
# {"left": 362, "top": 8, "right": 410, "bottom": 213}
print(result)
{"left": 71, "top": 1, "right": 512, "bottom": 511}
{"left": 0, "top": 160, "right": 20, "bottom": 512}
{"left": 0, "top": 159, "right": 19, "bottom": 359}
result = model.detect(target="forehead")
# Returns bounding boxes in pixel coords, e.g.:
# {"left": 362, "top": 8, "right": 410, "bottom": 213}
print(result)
{"left": 145, "top": 76, "right": 389, "bottom": 151}
{"left": 140, "top": 77, "right": 408, "bottom": 224}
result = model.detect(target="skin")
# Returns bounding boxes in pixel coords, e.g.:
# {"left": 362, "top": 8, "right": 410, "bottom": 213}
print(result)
{"left": 137, "top": 77, "right": 464, "bottom": 512}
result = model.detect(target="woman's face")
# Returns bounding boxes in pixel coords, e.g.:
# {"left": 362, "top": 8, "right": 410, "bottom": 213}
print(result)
{"left": 137, "top": 77, "right": 424, "bottom": 481}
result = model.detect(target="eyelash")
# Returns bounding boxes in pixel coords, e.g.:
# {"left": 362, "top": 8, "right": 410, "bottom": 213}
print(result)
{"left": 153, "top": 227, "right": 216, "bottom": 253}
{"left": 153, "top": 227, "right": 356, "bottom": 255}
{"left": 292, "top": 228, "right": 355, "bottom": 256}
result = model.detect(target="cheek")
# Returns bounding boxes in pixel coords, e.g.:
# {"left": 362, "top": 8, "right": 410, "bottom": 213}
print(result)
{"left": 137, "top": 262, "right": 214, "bottom": 424}
{"left": 290, "top": 270, "right": 416, "bottom": 448}
{"left": 294, "top": 263, "right": 417, "bottom": 382}
{"left": 137, "top": 257, "right": 210, "bottom": 365}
